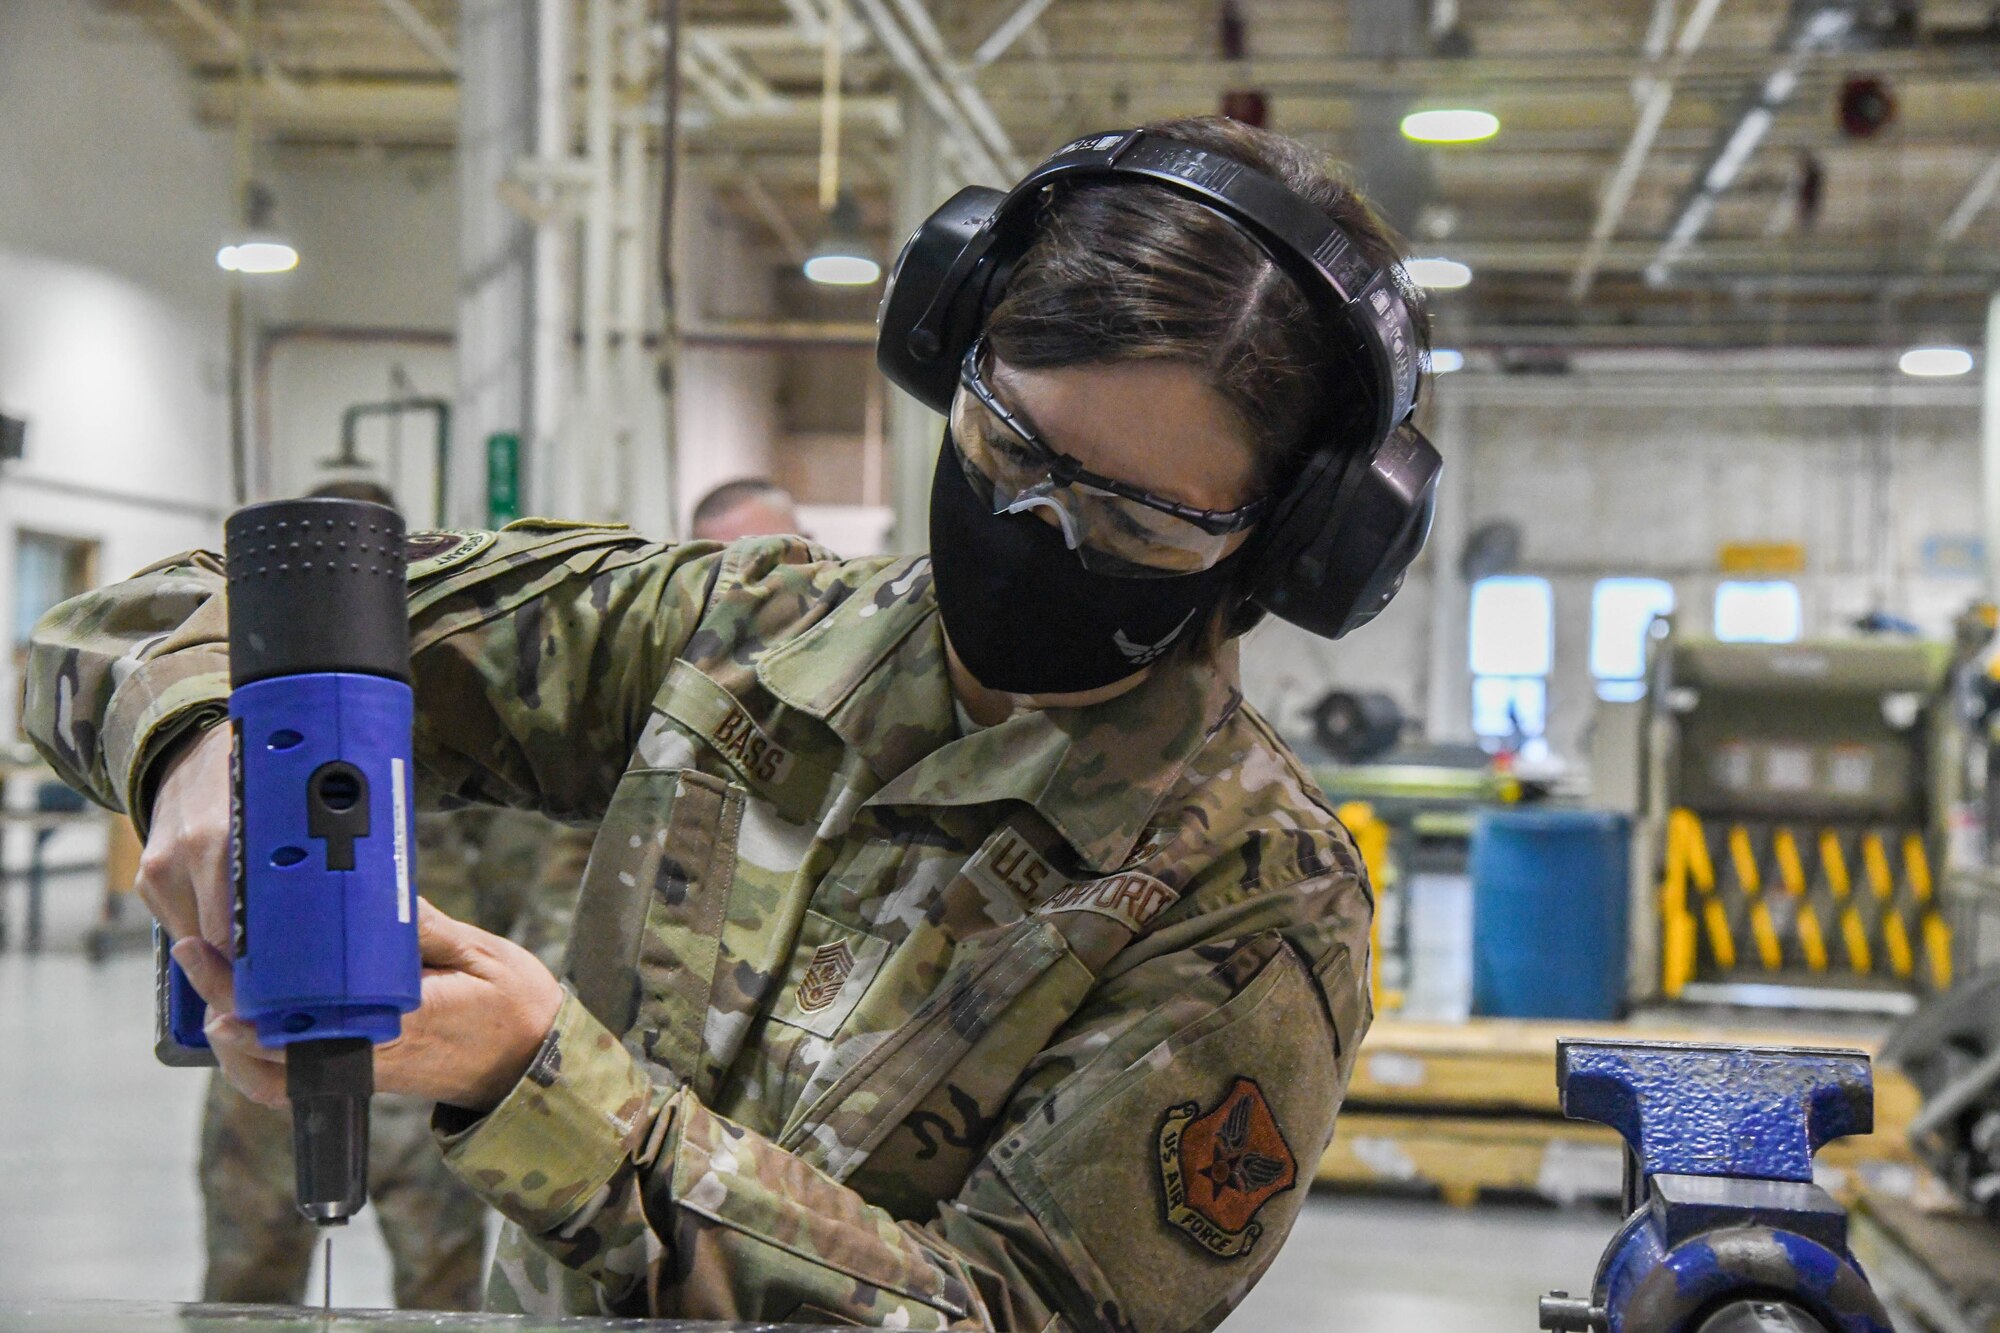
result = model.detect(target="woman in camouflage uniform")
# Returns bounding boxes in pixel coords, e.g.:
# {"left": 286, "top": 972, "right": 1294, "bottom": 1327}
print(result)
{"left": 28, "top": 117, "right": 1425, "bottom": 1331}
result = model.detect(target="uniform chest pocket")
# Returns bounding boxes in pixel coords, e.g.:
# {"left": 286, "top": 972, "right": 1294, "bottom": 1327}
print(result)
{"left": 768, "top": 910, "right": 889, "bottom": 1039}
{"left": 562, "top": 766, "right": 746, "bottom": 1085}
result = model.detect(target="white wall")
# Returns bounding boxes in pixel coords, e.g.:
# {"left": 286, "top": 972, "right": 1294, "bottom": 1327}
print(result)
{"left": 1238, "top": 375, "right": 1985, "bottom": 768}
{"left": 255, "top": 151, "right": 459, "bottom": 515}
{"left": 0, "top": 3, "right": 235, "bottom": 748}
{"left": 672, "top": 179, "right": 781, "bottom": 537}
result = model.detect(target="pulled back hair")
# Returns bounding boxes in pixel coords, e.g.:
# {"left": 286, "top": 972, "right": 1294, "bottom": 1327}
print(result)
{"left": 983, "top": 116, "right": 1428, "bottom": 491}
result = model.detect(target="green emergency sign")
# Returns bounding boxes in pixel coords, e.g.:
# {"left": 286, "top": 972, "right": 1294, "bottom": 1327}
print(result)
{"left": 487, "top": 432, "right": 521, "bottom": 527}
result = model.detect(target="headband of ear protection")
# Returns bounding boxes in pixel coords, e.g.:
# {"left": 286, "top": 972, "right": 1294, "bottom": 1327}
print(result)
{"left": 875, "top": 127, "right": 1442, "bottom": 640}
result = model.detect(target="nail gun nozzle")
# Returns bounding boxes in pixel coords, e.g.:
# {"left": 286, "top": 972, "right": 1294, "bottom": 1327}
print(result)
{"left": 287, "top": 1037, "right": 372, "bottom": 1224}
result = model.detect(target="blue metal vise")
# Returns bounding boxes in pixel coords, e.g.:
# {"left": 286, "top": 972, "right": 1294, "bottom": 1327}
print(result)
{"left": 1538, "top": 1039, "right": 1895, "bottom": 1333}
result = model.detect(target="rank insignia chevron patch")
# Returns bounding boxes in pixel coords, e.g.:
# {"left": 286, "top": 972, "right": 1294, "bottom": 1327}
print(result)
{"left": 795, "top": 940, "right": 855, "bottom": 1014}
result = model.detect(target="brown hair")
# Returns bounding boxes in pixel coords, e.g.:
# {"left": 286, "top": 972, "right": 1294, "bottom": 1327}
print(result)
{"left": 984, "top": 115, "right": 1428, "bottom": 490}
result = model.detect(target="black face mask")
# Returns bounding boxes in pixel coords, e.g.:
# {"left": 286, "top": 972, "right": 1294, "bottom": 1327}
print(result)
{"left": 928, "top": 436, "right": 1243, "bottom": 695}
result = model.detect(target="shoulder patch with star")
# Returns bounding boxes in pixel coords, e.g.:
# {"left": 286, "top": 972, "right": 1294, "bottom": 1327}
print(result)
{"left": 1157, "top": 1076, "right": 1298, "bottom": 1258}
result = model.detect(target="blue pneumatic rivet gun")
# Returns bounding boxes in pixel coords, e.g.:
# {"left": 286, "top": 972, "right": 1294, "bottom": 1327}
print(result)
{"left": 1538, "top": 1039, "right": 1895, "bottom": 1333}
{"left": 154, "top": 496, "right": 422, "bottom": 1226}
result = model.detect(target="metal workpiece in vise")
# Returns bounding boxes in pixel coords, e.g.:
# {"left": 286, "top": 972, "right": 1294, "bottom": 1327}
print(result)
{"left": 1538, "top": 1039, "right": 1894, "bottom": 1333}
{"left": 153, "top": 497, "right": 423, "bottom": 1226}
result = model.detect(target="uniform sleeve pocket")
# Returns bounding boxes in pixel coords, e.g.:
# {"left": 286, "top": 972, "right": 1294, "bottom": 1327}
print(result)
{"left": 993, "top": 943, "right": 1342, "bottom": 1333}
{"left": 561, "top": 765, "right": 743, "bottom": 1081}
{"left": 1311, "top": 944, "right": 1372, "bottom": 1088}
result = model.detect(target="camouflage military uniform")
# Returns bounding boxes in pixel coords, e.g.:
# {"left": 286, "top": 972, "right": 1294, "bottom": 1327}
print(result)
{"left": 198, "top": 808, "right": 588, "bottom": 1309}
{"left": 27, "top": 522, "right": 1373, "bottom": 1333}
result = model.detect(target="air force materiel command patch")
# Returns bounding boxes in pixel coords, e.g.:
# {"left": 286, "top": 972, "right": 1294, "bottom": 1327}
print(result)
{"left": 1158, "top": 1077, "right": 1298, "bottom": 1258}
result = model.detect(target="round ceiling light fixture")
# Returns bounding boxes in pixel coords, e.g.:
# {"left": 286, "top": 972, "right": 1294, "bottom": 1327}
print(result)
{"left": 1400, "top": 108, "right": 1500, "bottom": 143}
{"left": 1898, "top": 346, "right": 1974, "bottom": 378}
{"left": 216, "top": 240, "right": 300, "bottom": 275}
{"left": 803, "top": 194, "right": 881, "bottom": 287}
{"left": 1402, "top": 257, "right": 1473, "bottom": 290}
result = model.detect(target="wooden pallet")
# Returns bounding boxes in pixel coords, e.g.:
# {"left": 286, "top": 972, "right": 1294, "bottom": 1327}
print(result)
{"left": 1850, "top": 1191, "right": 2000, "bottom": 1333}
{"left": 1316, "top": 1017, "right": 1925, "bottom": 1207}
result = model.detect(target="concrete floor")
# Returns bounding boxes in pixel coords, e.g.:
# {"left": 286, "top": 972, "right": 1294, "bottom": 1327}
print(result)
{"left": 0, "top": 870, "right": 1610, "bottom": 1328}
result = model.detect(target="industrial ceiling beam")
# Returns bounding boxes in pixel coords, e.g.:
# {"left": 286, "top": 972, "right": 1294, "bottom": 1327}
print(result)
{"left": 848, "top": 0, "right": 1006, "bottom": 181}
{"left": 160, "top": 0, "right": 302, "bottom": 102}
{"left": 376, "top": 0, "right": 456, "bottom": 72}
{"left": 190, "top": 73, "right": 901, "bottom": 142}
{"left": 1647, "top": 0, "right": 1869, "bottom": 286}
{"left": 972, "top": 0, "right": 1058, "bottom": 67}
{"left": 885, "top": 0, "right": 1023, "bottom": 176}
{"left": 1938, "top": 152, "right": 2000, "bottom": 244}
{"left": 1569, "top": 0, "right": 1728, "bottom": 301}
{"left": 974, "top": 45, "right": 1997, "bottom": 95}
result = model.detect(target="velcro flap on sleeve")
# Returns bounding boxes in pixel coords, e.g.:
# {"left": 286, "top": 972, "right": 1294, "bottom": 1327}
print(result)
{"left": 668, "top": 1096, "right": 971, "bottom": 1319}
{"left": 997, "top": 946, "right": 1343, "bottom": 1333}
{"left": 438, "top": 989, "right": 654, "bottom": 1235}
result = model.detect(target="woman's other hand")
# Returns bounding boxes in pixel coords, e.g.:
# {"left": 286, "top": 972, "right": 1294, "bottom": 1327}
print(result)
{"left": 174, "top": 898, "right": 565, "bottom": 1115}
{"left": 139, "top": 723, "right": 234, "bottom": 954}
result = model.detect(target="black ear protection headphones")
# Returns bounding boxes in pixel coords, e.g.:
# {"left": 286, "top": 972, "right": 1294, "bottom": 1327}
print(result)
{"left": 875, "top": 128, "right": 1443, "bottom": 641}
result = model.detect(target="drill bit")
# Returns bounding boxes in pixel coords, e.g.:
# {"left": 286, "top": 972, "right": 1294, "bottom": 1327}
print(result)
{"left": 321, "top": 1229, "right": 333, "bottom": 1314}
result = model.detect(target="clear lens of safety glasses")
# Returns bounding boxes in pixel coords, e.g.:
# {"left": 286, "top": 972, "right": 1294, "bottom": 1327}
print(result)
{"left": 948, "top": 388, "right": 1246, "bottom": 578}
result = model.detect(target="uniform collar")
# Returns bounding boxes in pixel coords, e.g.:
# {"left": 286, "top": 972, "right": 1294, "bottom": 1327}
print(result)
{"left": 758, "top": 556, "right": 1242, "bottom": 874}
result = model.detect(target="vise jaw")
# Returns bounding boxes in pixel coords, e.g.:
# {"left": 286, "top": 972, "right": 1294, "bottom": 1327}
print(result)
{"left": 1539, "top": 1039, "right": 1893, "bottom": 1333}
{"left": 1559, "top": 1039, "right": 1873, "bottom": 1190}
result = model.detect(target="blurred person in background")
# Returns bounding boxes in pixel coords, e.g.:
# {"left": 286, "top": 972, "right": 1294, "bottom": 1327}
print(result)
{"left": 687, "top": 477, "right": 801, "bottom": 543}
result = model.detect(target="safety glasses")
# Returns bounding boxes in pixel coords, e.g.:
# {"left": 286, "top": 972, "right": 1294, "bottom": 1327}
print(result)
{"left": 950, "top": 337, "right": 1273, "bottom": 577}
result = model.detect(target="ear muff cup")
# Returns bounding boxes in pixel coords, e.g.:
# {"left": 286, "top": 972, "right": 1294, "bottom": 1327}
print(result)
{"left": 877, "top": 185, "right": 1009, "bottom": 413}
{"left": 1247, "top": 424, "right": 1441, "bottom": 638}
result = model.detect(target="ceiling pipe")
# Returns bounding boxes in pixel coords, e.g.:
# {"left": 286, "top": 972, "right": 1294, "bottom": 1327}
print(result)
{"left": 1647, "top": 0, "right": 1867, "bottom": 286}
{"left": 1570, "top": 0, "right": 1728, "bottom": 300}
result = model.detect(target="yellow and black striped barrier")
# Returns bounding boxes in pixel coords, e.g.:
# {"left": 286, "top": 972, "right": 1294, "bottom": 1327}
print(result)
{"left": 1660, "top": 808, "right": 1952, "bottom": 997}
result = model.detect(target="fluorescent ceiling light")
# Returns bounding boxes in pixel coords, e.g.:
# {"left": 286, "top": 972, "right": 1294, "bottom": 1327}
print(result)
{"left": 1667, "top": 193, "right": 1717, "bottom": 246}
{"left": 803, "top": 253, "right": 881, "bottom": 285}
{"left": 217, "top": 240, "right": 299, "bottom": 274}
{"left": 1400, "top": 108, "right": 1500, "bottom": 143}
{"left": 1704, "top": 106, "right": 1774, "bottom": 193}
{"left": 1425, "top": 348, "right": 1465, "bottom": 374}
{"left": 1898, "top": 346, "right": 1974, "bottom": 378}
{"left": 1761, "top": 66, "right": 1799, "bottom": 104}
{"left": 1402, "top": 257, "right": 1473, "bottom": 290}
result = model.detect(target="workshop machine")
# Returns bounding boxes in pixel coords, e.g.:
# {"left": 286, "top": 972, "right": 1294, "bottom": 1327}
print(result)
{"left": 1633, "top": 633, "right": 1962, "bottom": 1011}
{"left": 1881, "top": 965, "right": 2000, "bottom": 1220}
{"left": 155, "top": 497, "right": 422, "bottom": 1226}
{"left": 1541, "top": 1039, "right": 1894, "bottom": 1333}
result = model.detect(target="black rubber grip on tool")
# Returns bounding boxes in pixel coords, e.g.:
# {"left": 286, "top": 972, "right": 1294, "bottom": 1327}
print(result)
{"left": 224, "top": 498, "right": 410, "bottom": 687}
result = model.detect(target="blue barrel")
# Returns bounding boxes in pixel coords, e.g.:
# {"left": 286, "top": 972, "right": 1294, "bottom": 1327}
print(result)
{"left": 1471, "top": 808, "right": 1631, "bottom": 1020}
